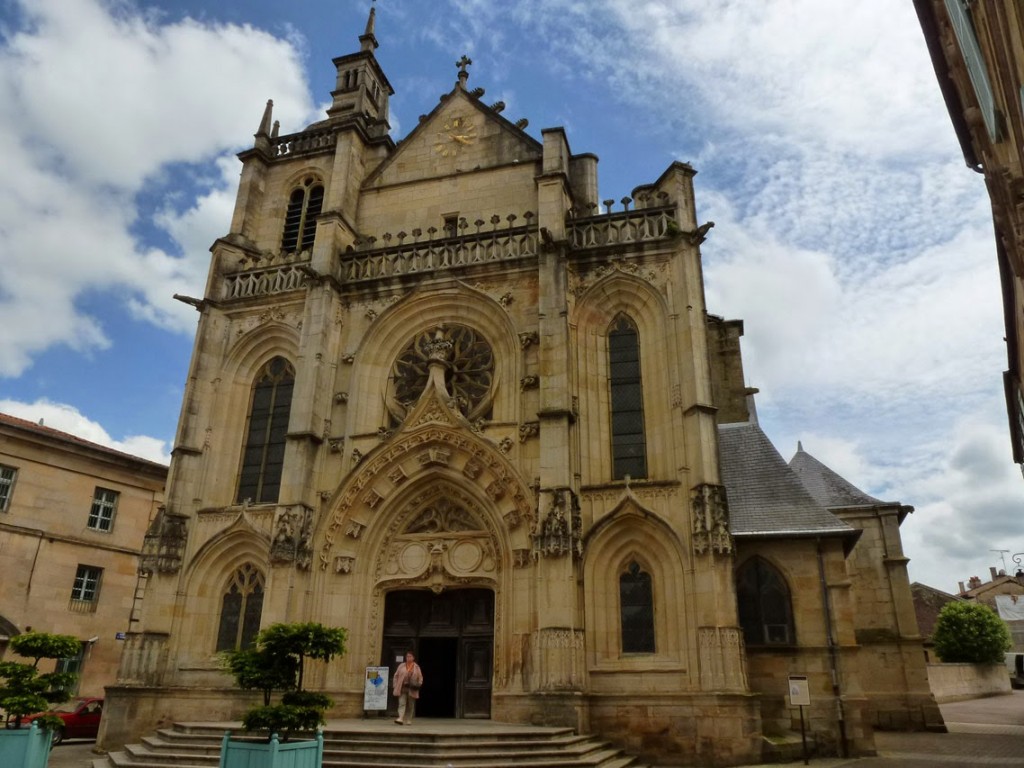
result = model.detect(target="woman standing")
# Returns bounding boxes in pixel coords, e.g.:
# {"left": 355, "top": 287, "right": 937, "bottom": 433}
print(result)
{"left": 392, "top": 650, "right": 424, "bottom": 724}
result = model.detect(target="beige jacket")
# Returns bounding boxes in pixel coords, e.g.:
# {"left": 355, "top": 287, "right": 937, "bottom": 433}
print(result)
{"left": 392, "top": 662, "right": 424, "bottom": 699}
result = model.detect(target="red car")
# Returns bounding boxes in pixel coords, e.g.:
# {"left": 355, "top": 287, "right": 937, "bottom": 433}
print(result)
{"left": 21, "top": 697, "right": 103, "bottom": 745}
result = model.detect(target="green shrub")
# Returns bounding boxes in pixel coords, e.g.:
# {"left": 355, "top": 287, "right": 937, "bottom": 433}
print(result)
{"left": 222, "top": 622, "right": 347, "bottom": 742}
{"left": 932, "top": 600, "right": 1011, "bottom": 664}
{"left": 0, "top": 631, "right": 80, "bottom": 730}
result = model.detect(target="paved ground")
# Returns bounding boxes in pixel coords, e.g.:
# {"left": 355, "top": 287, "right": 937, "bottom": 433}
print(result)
{"left": 46, "top": 691, "right": 1024, "bottom": 768}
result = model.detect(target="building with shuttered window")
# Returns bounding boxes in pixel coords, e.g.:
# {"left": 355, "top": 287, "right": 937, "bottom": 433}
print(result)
{"left": 98, "top": 12, "right": 940, "bottom": 765}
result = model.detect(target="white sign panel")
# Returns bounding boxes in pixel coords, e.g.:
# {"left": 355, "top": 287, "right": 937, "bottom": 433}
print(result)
{"left": 788, "top": 675, "right": 810, "bottom": 707}
{"left": 364, "top": 666, "right": 389, "bottom": 711}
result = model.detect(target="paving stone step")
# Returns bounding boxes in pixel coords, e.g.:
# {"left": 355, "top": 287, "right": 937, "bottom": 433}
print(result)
{"left": 93, "top": 720, "right": 649, "bottom": 768}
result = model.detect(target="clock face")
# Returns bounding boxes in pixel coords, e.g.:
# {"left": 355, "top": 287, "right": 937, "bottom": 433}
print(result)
{"left": 434, "top": 115, "right": 477, "bottom": 157}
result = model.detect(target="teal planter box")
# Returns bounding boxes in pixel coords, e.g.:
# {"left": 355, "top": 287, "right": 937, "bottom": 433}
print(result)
{"left": 0, "top": 722, "right": 53, "bottom": 768}
{"left": 218, "top": 731, "right": 324, "bottom": 768}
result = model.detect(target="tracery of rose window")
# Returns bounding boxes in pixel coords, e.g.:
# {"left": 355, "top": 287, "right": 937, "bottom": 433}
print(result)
{"left": 389, "top": 325, "right": 494, "bottom": 421}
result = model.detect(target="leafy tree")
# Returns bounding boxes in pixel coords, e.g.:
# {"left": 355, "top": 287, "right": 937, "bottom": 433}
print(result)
{"left": 222, "top": 622, "right": 346, "bottom": 741}
{"left": 0, "top": 631, "right": 80, "bottom": 730}
{"left": 932, "top": 600, "right": 1011, "bottom": 664}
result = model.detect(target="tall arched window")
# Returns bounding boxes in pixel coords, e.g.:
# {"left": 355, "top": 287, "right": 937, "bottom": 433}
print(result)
{"left": 608, "top": 315, "right": 647, "bottom": 480}
{"left": 215, "top": 563, "right": 265, "bottom": 651}
{"left": 281, "top": 178, "right": 324, "bottom": 253}
{"left": 620, "top": 560, "right": 655, "bottom": 653}
{"left": 237, "top": 357, "right": 294, "bottom": 504}
{"left": 736, "top": 557, "right": 795, "bottom": 645}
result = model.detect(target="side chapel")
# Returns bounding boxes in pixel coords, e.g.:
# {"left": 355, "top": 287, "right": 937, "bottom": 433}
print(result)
{"left": 101, "top": 12, "right": 940, "bottom": 766}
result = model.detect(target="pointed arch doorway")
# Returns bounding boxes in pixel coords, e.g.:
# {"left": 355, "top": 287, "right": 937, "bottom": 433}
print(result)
{"left": 381, "top": 588, "right": 494, "bottom": 718}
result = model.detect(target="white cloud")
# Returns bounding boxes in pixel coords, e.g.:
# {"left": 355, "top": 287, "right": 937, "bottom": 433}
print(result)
{"left": 0, "top": 398, "right": 170, "bottom": 464}
{"left": 0, "top": 0, "right": 316, "bottom": 377}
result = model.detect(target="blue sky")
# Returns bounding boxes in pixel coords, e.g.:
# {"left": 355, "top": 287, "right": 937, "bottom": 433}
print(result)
{"left": 1, "top": 0, "right": 1022, "bottom": 591}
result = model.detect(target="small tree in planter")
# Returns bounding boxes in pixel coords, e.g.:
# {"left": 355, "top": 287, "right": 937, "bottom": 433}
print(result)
{"left": 220, "top": 622, "right": 346, "bottom": 768}
{"left": 0, "top": 631, "right": 80, "bottom": 768}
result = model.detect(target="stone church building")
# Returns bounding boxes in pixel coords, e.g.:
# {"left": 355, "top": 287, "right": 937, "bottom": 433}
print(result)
{"left": 100, "top": 13, "right": 940, "bottom": 766}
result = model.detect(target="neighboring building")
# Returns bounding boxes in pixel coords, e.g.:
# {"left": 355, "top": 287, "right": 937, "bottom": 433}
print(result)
{"left": 0, "top": 413, "right": 166, "bottom": 697}
{"left": 958, "top": 568, "right": 1024, "bottom": 651}
{"left": 99, "top": 14, "right": 938, "bottom": 765}
{"left": 914, "top": 0, "right": 1024, "bottom": 467}
{"left": 910, "top": 582, "right": 962, "bottom": 660}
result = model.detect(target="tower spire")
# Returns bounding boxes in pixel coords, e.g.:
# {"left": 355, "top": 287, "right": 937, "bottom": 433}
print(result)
{"left": 360, "top": 1, "right": 378, "bottom": 52}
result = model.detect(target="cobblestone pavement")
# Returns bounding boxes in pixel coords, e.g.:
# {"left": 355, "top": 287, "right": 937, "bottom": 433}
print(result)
{"left": 45, "top": 691, "right": 1024, "bottom": 768}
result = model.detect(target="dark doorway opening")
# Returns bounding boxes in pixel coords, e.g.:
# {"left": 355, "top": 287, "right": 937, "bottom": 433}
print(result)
{"left": 417, "top": 636, "right": 458, "bottom": 717}
{"left": 381, "top": 588, "right": 494, "bottom": 718}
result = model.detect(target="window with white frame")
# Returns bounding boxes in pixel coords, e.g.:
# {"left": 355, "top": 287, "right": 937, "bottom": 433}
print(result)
{"left": 71, "top": 565, "right": 102, "bottom": 603}
{"left": 0, "top": 464, "right": 16, "bottom": 512}
{"left": 88, "top": 487, "right": 119, "bottom": 532}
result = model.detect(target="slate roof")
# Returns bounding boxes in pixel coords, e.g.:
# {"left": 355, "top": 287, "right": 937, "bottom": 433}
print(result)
{"left": 788, "top": 442, "right": 885, "bottom": 508}
{"left": 718, "top": 422, "right": 857, "bottom": 545}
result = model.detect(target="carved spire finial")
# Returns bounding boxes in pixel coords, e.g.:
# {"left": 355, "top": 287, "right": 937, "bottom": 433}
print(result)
{"left": 456, "top": 54, "right": 472, "bottom": 89}
{"left": 360, "top": 1, "right": 379, "bottom": 52}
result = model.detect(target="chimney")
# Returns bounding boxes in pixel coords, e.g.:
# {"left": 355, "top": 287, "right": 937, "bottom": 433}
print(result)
{"left": 968, "top": 576, "right": 982, "bottom": 589}
{"left": 990, "top": 566, "right": 999, "bottom": 580}
{"left": 958, "top": 581, "right": 966, "bottom": 593}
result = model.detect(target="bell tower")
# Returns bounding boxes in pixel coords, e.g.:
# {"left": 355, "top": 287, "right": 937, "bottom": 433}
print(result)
{"left": 326, "top": 4, "right": 393, "bottom": 134}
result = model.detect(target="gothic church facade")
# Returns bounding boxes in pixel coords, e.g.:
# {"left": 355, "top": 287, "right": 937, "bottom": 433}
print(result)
{"left": 101, "top": 16, "right": 938, "bottom": 766}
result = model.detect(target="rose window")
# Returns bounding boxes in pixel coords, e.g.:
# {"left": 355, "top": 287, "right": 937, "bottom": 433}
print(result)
{"left": 389, "top": 325, "right": 494, "bottom": 420}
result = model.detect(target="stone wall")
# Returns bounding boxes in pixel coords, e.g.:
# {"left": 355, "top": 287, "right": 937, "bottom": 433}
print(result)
{"left": 926, "top": 662, "right": 1011, "bottom": 702}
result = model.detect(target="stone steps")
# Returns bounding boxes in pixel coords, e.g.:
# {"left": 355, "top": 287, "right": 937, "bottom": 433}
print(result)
{"left": 93, "top": 720, "right": 648, "bottom": 768}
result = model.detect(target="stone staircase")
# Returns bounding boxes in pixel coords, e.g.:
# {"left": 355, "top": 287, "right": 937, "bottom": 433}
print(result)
{"left": 93, "top": 719, "right": 650, "bottom": 768}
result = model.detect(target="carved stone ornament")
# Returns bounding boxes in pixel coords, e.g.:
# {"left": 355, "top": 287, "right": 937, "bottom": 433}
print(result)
{"left": 691, "top": 483, "right": 732, "bottom": 555}
{"left": 334, "top": 555, "right": 355, "bottom": 574}
{"left": 346, "top": 521, "right": 365, "bottom": 539}
{"left": 270, "top": 505, "right": 314, "bottom": 569}
{"left": 140, "top": 507, "right": 188, "bottom": 574}
{"left": 518, "top": 331, "right": 539, "bottom": 349}
{"left": 520, "top": 375, "right": 539, "bottom": 391}
{"left": 532, "top": 488, "right": 582, "bottom": 559}
{"left": 498, "top": 436, "right": 514, "bottom": 454}
{"left": 518, "top": 422, "right": 540, "bottom": 442}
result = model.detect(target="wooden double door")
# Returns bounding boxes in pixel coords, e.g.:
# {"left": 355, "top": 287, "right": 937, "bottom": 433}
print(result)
{"left": 381, "top": 588, "right": 494, "bottom": 718}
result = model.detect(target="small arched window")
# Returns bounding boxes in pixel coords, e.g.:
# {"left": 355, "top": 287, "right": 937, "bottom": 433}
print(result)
{"left": 215, "top": 563, "right": 265, "bottom": 651}
{"left": 608, "top": 315, "right": 647, "bottom": 480}
{"left": 237, "top": 357, "right": 294, "bottom": 504}
{"left": 620, "top": 560, "right": 655, "bottom": 653}
{"left": 281, "top": 178, "right": 324, "bottom": 253}
{"left": 736, "top": 557, "right": 795, "bottom": 645}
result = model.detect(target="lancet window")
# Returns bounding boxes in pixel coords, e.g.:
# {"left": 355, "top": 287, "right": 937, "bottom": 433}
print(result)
{"left": 620, "top": 560, "right": 655, "bottom": 653}
{"left": 736, "top": 557, "right": 795, "bottom": 645}
{"left": 608, "top": 315, "right": 647, "bottom": 479}
{"left": 281, "top": 177, "right": 324, "bottom": 253}
{"left": 215, "top": 563, "right": 265, "bottom": 651}
{"left": 237, "top": 357, "right": 294, "bottom": 504}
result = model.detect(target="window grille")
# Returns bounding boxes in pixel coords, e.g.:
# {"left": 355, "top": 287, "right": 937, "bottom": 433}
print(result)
{"left": 71, "top": 565, "right": 102, "bottom": 605}
{"left": 237, "top": 357, "right": 295, "bottom": 504}
{"left": 0, "top": 464, "right": 16, "bottom": 511}
{"left": 609, "top": 315, "right": 647, "bottom": 479}
{"left": 87, "top": 487, "right": 119, "bottom": 532}
{"left": 216, "top": 563, "right": 265, "bottom": 651}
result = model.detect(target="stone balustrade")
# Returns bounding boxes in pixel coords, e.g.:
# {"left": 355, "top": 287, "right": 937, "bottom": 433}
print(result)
{"left": 568, "top": 205, "right": 677, "bottom": 249}
{"left": 341, "top": 225, "right": 539, "bottom": 283}
{"left": 271, "top": 129, "right": 336, "bottom": 158}
{"left": 223, "top": 263, "right": 308, "bottom": 299}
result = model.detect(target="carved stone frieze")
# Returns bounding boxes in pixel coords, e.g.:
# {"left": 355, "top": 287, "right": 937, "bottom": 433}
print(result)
{"left": 691, "top": 483, "right": 732, "bottom": 556}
